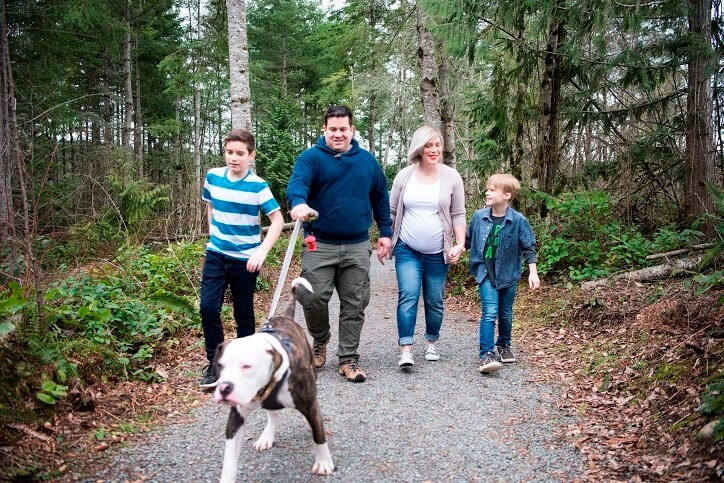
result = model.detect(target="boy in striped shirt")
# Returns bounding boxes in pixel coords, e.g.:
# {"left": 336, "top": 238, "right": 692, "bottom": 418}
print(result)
{"left": 199, "top": 128, "right": 284, "bottom": 389}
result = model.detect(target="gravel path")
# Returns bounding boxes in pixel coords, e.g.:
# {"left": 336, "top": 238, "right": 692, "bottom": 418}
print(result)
{"left": 92, "top": 254, "right": 585, "bottom": 482}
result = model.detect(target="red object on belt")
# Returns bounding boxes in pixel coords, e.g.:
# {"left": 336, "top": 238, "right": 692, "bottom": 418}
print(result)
{"left": 304, "top": 234, "right": 316, "bottom": 251}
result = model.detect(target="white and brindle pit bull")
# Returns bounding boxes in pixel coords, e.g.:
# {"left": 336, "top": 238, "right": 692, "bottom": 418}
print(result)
{"left": 212, "top": 277, "right": 334, "bottom": 482}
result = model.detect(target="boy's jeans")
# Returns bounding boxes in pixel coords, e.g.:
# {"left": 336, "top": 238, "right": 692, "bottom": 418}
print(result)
{"left": 394, "top": 242, "right": 449, "bottom": 346}
{"left": 199, "top": 250, "right": 259, "bottom": 362}
{"left": 478, "top": 278, "right": 517, "bottom": 356}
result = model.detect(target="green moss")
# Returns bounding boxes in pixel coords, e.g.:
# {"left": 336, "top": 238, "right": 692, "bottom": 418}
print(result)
{"left": 653, "top": 362, "right": 687, "bottom": 382}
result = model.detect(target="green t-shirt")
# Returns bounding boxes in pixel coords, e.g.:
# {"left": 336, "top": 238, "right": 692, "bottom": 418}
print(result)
{"left": 483, "top": 215, "right": 505, "bottom": 287}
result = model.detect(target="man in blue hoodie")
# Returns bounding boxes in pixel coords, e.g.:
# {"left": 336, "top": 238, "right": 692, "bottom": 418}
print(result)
{"left": 287, "top": 105, "right": 392, "bottom": 383}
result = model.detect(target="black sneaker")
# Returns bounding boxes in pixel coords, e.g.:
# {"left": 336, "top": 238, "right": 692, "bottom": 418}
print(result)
{"left": 478, "top": 352, "right": 502, "bottom": 374}
{"left": 199, "top": 364, "right": 217, "bottom": 390}
{"left": 497, "top": 345, "right": 516, "bottom": 363}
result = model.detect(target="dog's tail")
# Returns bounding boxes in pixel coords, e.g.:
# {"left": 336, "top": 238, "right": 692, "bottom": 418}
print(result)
{"left": 290, "top": 277, "right": 314, "bottom": 296}
{"left": 284, "top": 277, "right": 313, "bottom": 322}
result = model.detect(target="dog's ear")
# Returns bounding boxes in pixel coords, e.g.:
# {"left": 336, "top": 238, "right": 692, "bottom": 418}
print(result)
{"left": 213, "top": 341, "right": 230, "bottom": 378}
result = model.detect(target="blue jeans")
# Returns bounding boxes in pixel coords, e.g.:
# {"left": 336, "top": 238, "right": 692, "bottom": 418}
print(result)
{"left": 478, "top": 278, "right": 517, "bottom": 356}
{"left": 394, "top": 242, "right": 449, "bottom": 346}
{"left": 199, "top": 250, "right": 259, "bottom": 362}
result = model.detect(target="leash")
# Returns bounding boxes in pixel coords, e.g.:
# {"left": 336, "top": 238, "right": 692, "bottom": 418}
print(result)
{"left": 265, "top": 209, "right": 318, "bottom": 321}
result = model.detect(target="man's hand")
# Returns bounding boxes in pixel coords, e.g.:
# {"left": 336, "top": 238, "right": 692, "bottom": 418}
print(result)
{"left": 376, "top": 237, "right": 391, "bottom": 264}
{"left": 290, "top": 203, "right": 312, "bottom": 221}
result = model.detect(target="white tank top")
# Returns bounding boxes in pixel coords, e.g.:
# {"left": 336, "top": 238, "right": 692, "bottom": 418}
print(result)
{"left": 399, "top": 174, "right": 444, "bottom": 254}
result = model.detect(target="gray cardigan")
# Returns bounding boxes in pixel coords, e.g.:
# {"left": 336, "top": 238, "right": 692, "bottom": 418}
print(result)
{"left": 389, "top": 164, "right": 466, "bottom": 264}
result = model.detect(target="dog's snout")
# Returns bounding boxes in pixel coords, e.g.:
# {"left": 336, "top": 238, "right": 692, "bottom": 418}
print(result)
{"left": 218, "top": 382, "right": 234, "bottom": 398}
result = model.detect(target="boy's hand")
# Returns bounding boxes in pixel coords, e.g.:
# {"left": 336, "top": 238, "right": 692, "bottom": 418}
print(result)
{"left": 247, "top": 250, "right": 267, "bottom": 272}
{"left": 528, "top": 272, "right": 540, "bottom": 290}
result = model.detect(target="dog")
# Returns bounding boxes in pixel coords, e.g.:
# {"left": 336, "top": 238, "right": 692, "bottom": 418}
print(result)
{"left": 212, "top": 277, "right": 334, "bottom": 482}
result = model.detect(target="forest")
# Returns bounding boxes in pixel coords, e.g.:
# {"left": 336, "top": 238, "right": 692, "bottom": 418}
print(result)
{"left": 0, "top": 0, "right": 722, "bottom": 480}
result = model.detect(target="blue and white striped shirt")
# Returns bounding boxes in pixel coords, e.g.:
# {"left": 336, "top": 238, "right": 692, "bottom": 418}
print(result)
{"left": 202, "top": 167, "right": 280, "bottom": 260}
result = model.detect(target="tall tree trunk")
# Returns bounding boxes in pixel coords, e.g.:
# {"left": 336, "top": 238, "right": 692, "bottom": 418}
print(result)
{"left": 217, "top": 62, "right": 224, "bottom": 155}
{"left": 369, "top": 92, "right": 376, "bottom": 157}
{"left": 533, "top": 6, "right": 564, "bottom": 218}
{"left": 437, "top": 40, "right": 455, "bottom": 167}
{"left": 134, "top": 25, "right": 143, "bottom": 177}
{"left": 510, "top": 16, "right": 525, "bottom": 182}
{"left": 193, "top": 0, "right": 203, "bottom": 235}
{"left": 280, "top": 26, "right": 288, "bottom": 97}
{"left": 0, "top": 0, "right": 12, "bottom": 242}
{"left": 102, "top": 50, "right": 113, "bottom": 145}
{"left": 415, "top": 1, "right": 440, "bottom": 128}
{"left": 227, "top": 0, "right": 252, "bottom": 130}
{"left": 122, "top": 0, "right": 134, "bottom": 181}
{"left": 684, "top": 0, "right": 715, "bottom": 235}
{"left": 1, "top": 0, "right": 43, "bottom": 324}
{"left": 367, "top": 4, "right": 378, "bottom": 157}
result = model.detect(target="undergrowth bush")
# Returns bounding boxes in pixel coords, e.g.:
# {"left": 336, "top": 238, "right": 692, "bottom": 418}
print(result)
{"left": 1, "top": 232, "right": 290, "bottom": 416}
{"left": 531, "top": 190, "right": 704, "bottom": 281}
{"left": 0, "top": 241, "right": 205, "bottom": 415}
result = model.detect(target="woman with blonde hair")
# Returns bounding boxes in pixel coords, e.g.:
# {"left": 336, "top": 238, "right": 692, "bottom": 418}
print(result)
{"left": 388, "top": 125, "right": 466, "bottom": 368}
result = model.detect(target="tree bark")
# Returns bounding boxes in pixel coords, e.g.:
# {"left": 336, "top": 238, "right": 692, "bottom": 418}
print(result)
{"left": 415, "top": 1, "right": 440, "bottom": 128}
{"left": 581, "top": 255, "right": 707, "bottom": 290}
{"left": 122, "top": 0, "right": 134, "bottom": 181}
{"left": 280, "top": 25, "right": 288, "bottom": 98}
{"left": 134, "top": 25, "right": 143, "bottom": 177}
{"left": 0, "top": 0, "right": 12, "bottom": 242}
{"left": 193, "top": 0, "right": 203, "bottom": 235}
{"left": 684, "top": 0, "right": 715, "bottom": 235}
{"left": 102, "top": 49, "right": 113, "bottom": 145}
{"left": 1, "top": 0, "right": 44, "bottom": 324}
{"left": 369, "top": 92, "right": 376, "bottom": 157}
{"left": 227, "top": 0, "right": 252, "bottom": 130}
{"left": 510, "top": 16, "right": 525, "bottom": 182}
{"left": 437, "top": 40, "right": 455, "bottom": 167}
{"left": 533, "top": 5, "right": 564, "bottom": 218}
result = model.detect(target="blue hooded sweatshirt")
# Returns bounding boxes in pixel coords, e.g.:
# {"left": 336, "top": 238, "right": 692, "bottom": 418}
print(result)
{"left": 287, "top": 136, "right": 392, "bottom": 244}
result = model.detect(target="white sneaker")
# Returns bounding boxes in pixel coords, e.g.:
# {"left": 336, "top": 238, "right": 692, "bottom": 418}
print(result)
{"left": 424, "top": 344, "right": 440, "bottom": 361}
{"left": 398, "top": 351, "right": 414, "bottom": 368}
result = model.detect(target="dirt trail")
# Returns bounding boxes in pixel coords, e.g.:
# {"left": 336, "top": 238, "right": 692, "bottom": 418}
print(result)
{"left": 89, "top": 254, "right": 585, "bottom": 482}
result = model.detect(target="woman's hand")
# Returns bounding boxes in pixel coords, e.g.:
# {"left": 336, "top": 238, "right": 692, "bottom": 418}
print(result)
{"left": 449, "top": 244, "right": 465, "bottom": 264}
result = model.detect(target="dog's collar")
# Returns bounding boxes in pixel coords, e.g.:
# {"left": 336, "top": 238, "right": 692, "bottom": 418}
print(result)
{"left": 253, "top": 367, "right": 289, "bottom": 403}
{"left": 251, "top": 333, "right": 290, "bottom": 403}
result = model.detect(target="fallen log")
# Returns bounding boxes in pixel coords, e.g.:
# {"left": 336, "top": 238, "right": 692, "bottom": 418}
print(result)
{"left": 262, "top": 221, "right": 295, "bottom": 234}
{"left": 581, "top": 255, "right": 704, "bottom": 290}
{"left": 645, "top": 243, "right": 713, "bottom": 261}
{"left": 148, "top": 221, "right": 296, "bottom": 241}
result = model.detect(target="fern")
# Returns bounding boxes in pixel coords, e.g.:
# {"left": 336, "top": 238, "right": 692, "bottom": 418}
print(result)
{"left": 147, "top": 290, "right": 199, "bottom": 322}
{"left": 0, "top": 404, "right": 39, "bottom": 424}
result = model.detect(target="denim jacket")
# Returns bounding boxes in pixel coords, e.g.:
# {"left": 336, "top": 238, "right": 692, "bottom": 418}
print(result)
{"left": 465, "top": 206, "right": 537, "bottom": 289}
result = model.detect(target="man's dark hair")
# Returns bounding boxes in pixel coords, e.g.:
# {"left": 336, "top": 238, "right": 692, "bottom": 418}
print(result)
{"left": 224, "top": 128, "right": 255, "bottom": 152}
{"left": 324, "top": 105, "right": 353, "bottom": 126}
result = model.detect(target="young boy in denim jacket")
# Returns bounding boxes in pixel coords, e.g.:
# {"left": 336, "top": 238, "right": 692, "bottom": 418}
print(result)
{"left": 198, "top": 128, "right": 284, "bottom": 388}
{"left": 465, "top": 174, "right": 540, "bottom": 374}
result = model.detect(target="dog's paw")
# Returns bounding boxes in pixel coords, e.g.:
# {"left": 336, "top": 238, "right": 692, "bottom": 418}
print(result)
{"left": 253, "top": 434, "right": 275, "bottom": 451}
{"left": 312, "top": 458, "right": 335, "bottom": 475}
